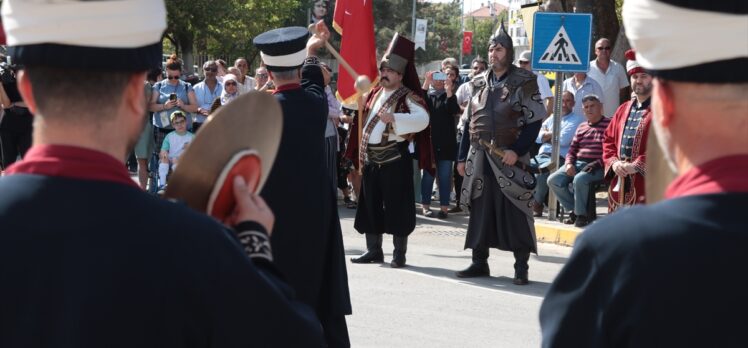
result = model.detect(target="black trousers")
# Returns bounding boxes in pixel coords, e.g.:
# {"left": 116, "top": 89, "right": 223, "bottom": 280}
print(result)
{"left": 354, "top": 143, "right": 415, "bottom": 237}
{"left": 0, "top": 107, "right": 33, "bottom": 170}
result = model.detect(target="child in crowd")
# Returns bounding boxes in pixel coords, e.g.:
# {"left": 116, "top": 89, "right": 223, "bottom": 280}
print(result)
{"left": 158, "top": 111, "right": 194, "bottom": 189}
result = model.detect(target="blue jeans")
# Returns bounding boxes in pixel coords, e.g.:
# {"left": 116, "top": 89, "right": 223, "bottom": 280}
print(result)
{"left": 547, "top": 160, "right": 603, "bottom": 216}
{"left": 421, "top": 159, "right": 453, "bottom": 207}
{"left": 532, "top": 154, "right": 564, "bottom": 204}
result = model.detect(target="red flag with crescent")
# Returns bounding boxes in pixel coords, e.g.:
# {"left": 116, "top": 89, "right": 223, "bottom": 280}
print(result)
{"left": 462, "top": 31, "right": 473, "bottom": 55}
{"left": 333, "top": 0, "right": 379, "bottom": 104}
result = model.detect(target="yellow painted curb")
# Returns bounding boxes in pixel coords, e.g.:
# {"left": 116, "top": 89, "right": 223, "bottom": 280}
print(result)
{"left": 535, "top": 222, "right": 582, "bottom": 247}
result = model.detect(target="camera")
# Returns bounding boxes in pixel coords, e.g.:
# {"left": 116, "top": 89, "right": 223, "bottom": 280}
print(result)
{"left": 169, "top": 93, "right": 177, "bottom": 101}
{"left": 432, "top": 72, "right": 447, "bottom": 81}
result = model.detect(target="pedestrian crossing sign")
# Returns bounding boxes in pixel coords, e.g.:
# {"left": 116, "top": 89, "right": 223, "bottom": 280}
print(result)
{"left": 531, "top": 12, "right": 592, "bottom": 72}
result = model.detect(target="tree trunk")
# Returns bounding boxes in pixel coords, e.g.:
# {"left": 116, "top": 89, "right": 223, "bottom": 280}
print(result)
{"left": 176, "top": 33, "right": 195, "bottom": 75}
{"left": 574, "top": 0, "right": 618, "bottom": 61}
{"left": 611, "top": 25, "right": 630, "bottom": 64}
{"left": 593, "top": 0, "right": 619, "bottom": 49}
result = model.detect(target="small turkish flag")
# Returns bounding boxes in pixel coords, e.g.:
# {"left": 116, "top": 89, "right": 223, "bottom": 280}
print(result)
{"left": 462, "top": 31, "right": 473, "bottom": 55}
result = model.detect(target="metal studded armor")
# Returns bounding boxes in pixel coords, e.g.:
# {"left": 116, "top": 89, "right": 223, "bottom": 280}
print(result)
{"left": 460, "top": 67, "right": 546, "bottom": 216}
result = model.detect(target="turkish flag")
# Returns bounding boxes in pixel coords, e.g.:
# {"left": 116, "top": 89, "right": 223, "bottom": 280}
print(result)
{"left": 462, "top": 31, "right": 473, "bottom": 55}
{"left": 333, "top": 0, "right": 378, "bottom": 104}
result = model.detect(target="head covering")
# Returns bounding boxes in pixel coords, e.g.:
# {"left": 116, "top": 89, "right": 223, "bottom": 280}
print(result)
{"left": 379, "top": 33, "right": 422, "bottom": 96}
{"left": 1, "top": 0, "right": 165, "bottom": 71}
{"left": 489, "top": 21, "right": 514, "bottom": 62}
{"left": 623, "top": 0, "right": 747, "bottom": 83}
{"left": 380, "top": 33, "right": 415, "bottom": 75}
{"left": 518, "top": 50, "right": 532, "bottom": 62}
{"left": 221, "top": 74, "right": 240, "bottom": 105}
{"left": 170, "top": 110, "right": 187, "bottom": 123}
{"left": 253, "top": 27, "right": 309, "bottom": 72}
{"left": 625, "top": 49, "right": 645, "bottom": 75}
{"left": 489, "top": 21, "right": 513, "bottom": 50}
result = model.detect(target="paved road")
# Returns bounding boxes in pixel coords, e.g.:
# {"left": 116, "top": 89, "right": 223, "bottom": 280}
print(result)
{"left": 339, "top": 205, "right": 572, "bottom": 348}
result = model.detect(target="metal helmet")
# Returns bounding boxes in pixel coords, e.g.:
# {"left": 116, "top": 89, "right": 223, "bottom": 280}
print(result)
{"left": 489, "top": 21, "right": 513, "bottom": 50}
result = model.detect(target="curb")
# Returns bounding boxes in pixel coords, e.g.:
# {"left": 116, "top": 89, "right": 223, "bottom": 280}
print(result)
{"left": 535, "top": 222, "right": 582, "bottom": 247}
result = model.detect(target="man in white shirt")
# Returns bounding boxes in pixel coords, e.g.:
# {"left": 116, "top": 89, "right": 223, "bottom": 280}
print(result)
{"left": 347, "top": 35, "right": 430, "bottom": 268}
{"left": 517, "top": 50, "right": 554, "bottom": 118}
{"left": 234, "top": 57, "right": 256, "bottom": 93}
{"left": 563, "top": 72, "right": 604, "bottom": 116}
{"left": 192, "top": 60, "right": 222, "bottom": 131}
{"left": 587, "top": 38, "right": 630, "bottom": 118}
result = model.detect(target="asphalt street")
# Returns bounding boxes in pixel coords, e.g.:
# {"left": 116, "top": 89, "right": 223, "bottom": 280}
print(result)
{"left": 339, "top": 205, "right": 573, "bottom": 348}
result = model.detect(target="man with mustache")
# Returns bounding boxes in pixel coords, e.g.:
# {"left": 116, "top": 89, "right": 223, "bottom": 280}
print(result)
{"left": 345, "top": 34, "right": 432, "bottom": 268}
{"left": 540, "top": 0, "right": 747, "bottom": 346}
{"left": 601, "top": 49, "right": 653, "bottom": 211}
{"left": 454, "top": 23, "right": 546, "bottom": 284}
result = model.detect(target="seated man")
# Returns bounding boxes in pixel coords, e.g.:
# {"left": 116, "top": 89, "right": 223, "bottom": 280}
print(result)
{"left": 159, "top": 111, "right": 194, "bottom": 189}
{"left": 547, "top": 94, "right": 610, "bottom": 227}
{"left": 532, "top": 91, "right": 585, "bottom": 217}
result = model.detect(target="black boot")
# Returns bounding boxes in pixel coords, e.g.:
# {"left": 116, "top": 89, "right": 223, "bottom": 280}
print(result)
{"left": 350, "top": 234, "right": 384, "bottom": 263}
{"left": 513, "top": 250, "right": 530, "bottom": 285}
{"left": 456, "top": 247, "right": 490, "bottom": 278}
{"left": 390, "top": 236, "right": 408, "bottom": 268}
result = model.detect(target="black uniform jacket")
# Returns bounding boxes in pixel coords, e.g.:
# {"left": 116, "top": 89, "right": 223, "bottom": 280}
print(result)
{"left": 261, "top": 62, "right": 352, "bottom": 319}
{"left": 540, "top": 193, "right": 748, "bottom": 348}
{"left": 0, "top": 168, "right": 325, "bottom": 347}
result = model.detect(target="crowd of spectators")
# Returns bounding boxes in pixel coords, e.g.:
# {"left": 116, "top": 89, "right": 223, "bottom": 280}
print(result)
{"left": 112, "top": 38, "right": 630, "bottom": 227}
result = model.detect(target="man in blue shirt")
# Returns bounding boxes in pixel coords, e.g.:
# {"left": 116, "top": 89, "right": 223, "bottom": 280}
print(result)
{"left": 192, "top": 60, "right": 222, "bottom": 132}
{"left": 532, "top": 91, "right": 585, "bottom": 217}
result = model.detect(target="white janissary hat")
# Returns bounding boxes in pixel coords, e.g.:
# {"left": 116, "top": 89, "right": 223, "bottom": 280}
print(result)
{"left": 1, "top": 0, "right": 166, "bottom": 71}
{"left": 623, "top": 0, "right": 747, "bottom": 82}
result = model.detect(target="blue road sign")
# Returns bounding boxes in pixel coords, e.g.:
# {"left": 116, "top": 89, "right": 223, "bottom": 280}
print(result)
{"left": 532, "top": 12, "right": 592, "bottom": 72}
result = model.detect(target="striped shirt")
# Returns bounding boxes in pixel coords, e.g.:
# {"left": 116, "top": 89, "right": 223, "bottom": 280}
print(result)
{"left": 566, "top": 117, "right": 611, "bottom": 166}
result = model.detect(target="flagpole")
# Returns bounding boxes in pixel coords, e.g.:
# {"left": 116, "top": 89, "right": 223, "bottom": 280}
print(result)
{"left": 411, "top": 0, "right": 417, "bottom": 39}
{"left": 459, "top": 0, "right": 464, "bottom": 66}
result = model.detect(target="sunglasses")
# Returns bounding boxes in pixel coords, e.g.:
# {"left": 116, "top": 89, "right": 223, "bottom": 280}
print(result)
{"left": 167, "top": 75, "right": 180, "bottom": 80}
{"left": 596, "top": 46, "right": 612, "bottom": 50}
{"left": 519, "top": 61, "right": 530, "bottom": 65}
{"left": 224, "top": 81, "right": 237, "bottom": 86}
{"left": 256, "top": 73, "right": 268, "bottom": 78}
{"left": 204, "top": 67, "right": 217, "bottom": 72}
{"left": 172, "top": 119, "right": 186, "bottom": 125}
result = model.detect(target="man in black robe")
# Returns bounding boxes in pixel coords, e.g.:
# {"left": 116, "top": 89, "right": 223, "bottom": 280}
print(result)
{"left": 455, "top": 23, "right": 546, "bottom": 284}
{"left": 254, "top": 23, "right": 352, "bottom": 347}
{"left": 540, "top": 0, "right": 748, "bottom": 346}
{"left": 0, "top": 1, "right": 324, "bottom": 346}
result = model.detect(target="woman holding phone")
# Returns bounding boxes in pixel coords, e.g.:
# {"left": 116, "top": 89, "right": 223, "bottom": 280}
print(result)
{"left": 420, "top": 64, "right": 460, "bottom": 219}
{"left": 148, "top": 54, "right": 198, "bottom": 149}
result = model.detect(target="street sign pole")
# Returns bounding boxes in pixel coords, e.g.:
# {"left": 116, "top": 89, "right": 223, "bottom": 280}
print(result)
{"left": 531, "top": 12, "right": 592, "bottom": 222}
{"left": 548, "top": 71, "right": 564, "bottom": 221}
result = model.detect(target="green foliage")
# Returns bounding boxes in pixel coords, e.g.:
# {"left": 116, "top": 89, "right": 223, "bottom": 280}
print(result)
{"left": 164, "top": 0, "right": 301, "bottom": 69}
{"left": 464, "top": 11, "right": 508, "bottom": 64}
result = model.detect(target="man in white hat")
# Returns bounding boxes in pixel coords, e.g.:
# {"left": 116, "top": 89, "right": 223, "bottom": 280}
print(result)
{"left": 540, "top": 0, "right": 748, "bottom": 346}
{"left": 601, "top": 49, "right": 653, "bottom": 211}
{"left": 0, "top": 1, "right": 324, "bottom": 345}
{"left": 254, "top": 23, "right": 352, "bottom": 347}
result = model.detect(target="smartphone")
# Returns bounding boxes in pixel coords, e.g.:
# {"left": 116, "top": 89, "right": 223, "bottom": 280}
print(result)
{"left": 169, "top": 93, "right": 177, "bottom": 101}
{"left": 432, "top": 72, "right": 447, "bottom": 81}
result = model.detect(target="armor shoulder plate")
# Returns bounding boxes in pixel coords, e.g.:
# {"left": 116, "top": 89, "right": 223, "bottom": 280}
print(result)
{"left": 470, "top": 71, "right": 488, "bottom": 89}
{"left": 506, "top": 67, "right": 536, "bottom": 89}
